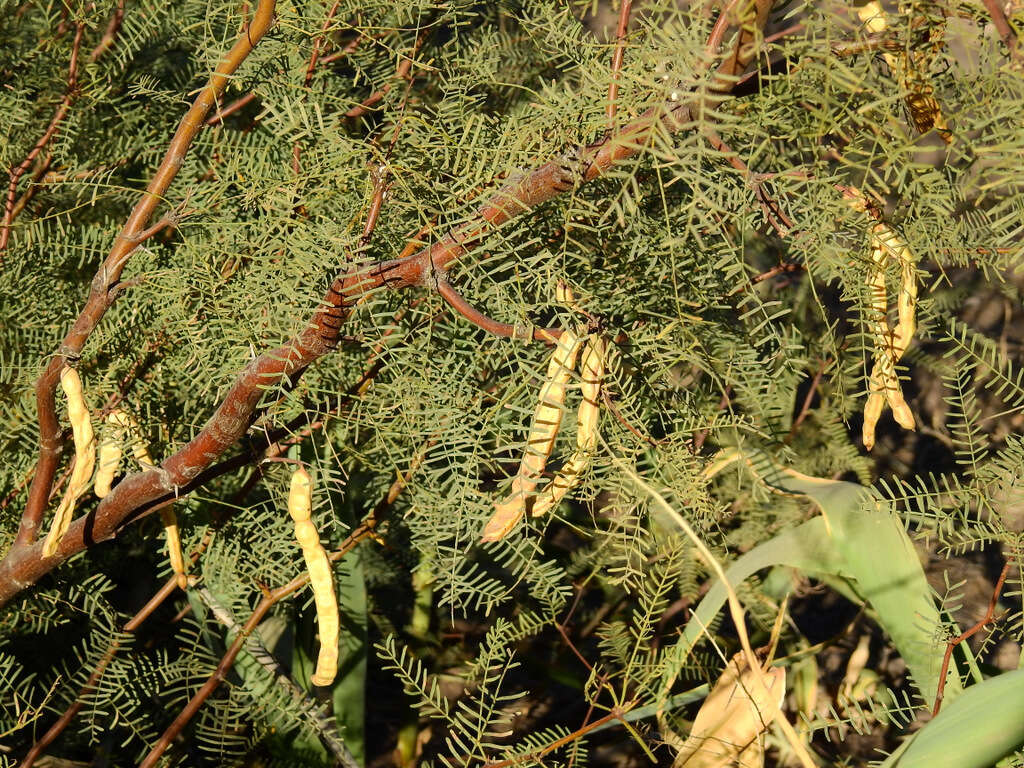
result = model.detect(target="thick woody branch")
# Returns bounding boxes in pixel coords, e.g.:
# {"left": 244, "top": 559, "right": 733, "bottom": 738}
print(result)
{"left": 0, "top": 0, "right": 772, "bottom": 608}
{"left": 13, "top": 0, "right": 277, "bottom": 550}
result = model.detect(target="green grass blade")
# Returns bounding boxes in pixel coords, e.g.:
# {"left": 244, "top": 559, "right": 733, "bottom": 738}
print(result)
{"left": 878, "top": 668, "right": 1024, "bottom": 768}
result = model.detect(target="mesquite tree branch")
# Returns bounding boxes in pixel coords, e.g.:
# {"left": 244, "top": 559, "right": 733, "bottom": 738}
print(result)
{"left": 0, "top": 0, "right": 772, "bottom": 608}
{"left": 13, "top": 0, "right": 277, "bottom": 551}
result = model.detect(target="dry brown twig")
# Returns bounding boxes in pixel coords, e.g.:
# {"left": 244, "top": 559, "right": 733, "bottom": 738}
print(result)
{"left": 0, "top": 22, "right": 84, "bottom": 256}
{"left": 932, "top": 561, "right": 1015, "bottom": 716}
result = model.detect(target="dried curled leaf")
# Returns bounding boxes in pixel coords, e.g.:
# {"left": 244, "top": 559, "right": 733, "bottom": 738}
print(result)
{"left": 482, "top": 329, "right": 582, "bottom": 542}
{"left": 42, "top": 367, "right": 96, "bottom": 558}
{"left": 674, "top": 652, "right": 786, "bottom": 768}
{"left": 531, "top": 334, "right": 605, "bottom": 518}
{"left": 289, "top": 467, "right": 339, "bottom": 687}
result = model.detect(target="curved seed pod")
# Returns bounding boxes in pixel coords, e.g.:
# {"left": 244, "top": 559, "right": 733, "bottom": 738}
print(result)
{"left": 482, "top": 329, "right": 582, "bottom": 542}
{"left": 93, "top": 409, "right": 127, "bottom": 498}
{"left": 109, "top": 409, "right": 188, "bottom": 589}
{"left": 872, "top": 223, "right": 919, "bottom": 359}
{"left": 532, "top": 334, "right": 606, "bottom": 518}
{"left": 42, "top": 367, "right": 96, "bottom": 558}
{"left": 289, "top": 468, "right": 339, "bottom": 687}
{"left": 860, "top": 218, "right": 918, "bottom": 449}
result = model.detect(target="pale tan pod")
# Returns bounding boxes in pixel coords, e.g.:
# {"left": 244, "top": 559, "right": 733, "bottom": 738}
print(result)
{"left": 862, "top": 391, "right": 885, "bottom": 452}
{"left": 289, "top": 468, "right": 339, "bottom": 687}
{"left": 93, "top": 410, "right": 126, "bottom": 499}
{"left": 862, "top": 221, "right": 918, "bottom": 448}
{"left": 42, "top": 367, "right": 96, "bottom": 557}
{"left": 674, "top": 652, "right": 786, "bottom": 767}
{"left": 531, "top": 334, "right": 606, "bottom": 518}
{"left": 481, "top": 329, "right": 582, "bottom": 542}
{"left": 110, "top": 409, "right": 188, "bottom": 588}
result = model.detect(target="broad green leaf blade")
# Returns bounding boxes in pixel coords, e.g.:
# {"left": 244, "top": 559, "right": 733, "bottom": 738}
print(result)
{"left": 660, "top": 452, "right": 961, "bottom": 709}
{"left": 752, "top": 461, "right": 960, "bottom": 705}
{"left": 332, "top": 547, "right": 369, "bottom": 766}
{"left": 879, "top": 668, "right": 1024, "bottom": 768}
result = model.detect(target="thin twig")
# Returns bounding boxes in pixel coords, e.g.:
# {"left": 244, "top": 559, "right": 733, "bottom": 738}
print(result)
{"left": 89, "top": 0, "right": 125, "bottom": 61}
{"left": 0, "top": 22, "right": 84, "bottom": 256}
{"left": 481, "top": 706, "right": 634, "bottom": 768}
{"left": 785, "top": 358, "right": 831, "bottom": 443}
{"left": 752, "top": 261, "right": 803, "bottom": 284}
{"left": 602, "top": 390, "right": 667, "bottom": 446}
{"left": 344, "top": 30, "right": 428, "bottom": 119}
{"left": 933, "top": 561, "right": 1014, "bottom": 716}
{"left": 703, "top": 128, "right": 795, "bottom": 236}
{"left": 606, "top": 0, "right": 633, "bottom": 131}
{"left": 980, "top": 0, "right": 1020, "bottom": 58}
{"left": 195, "top": 586, "right": 358, "bottom": 768}
{"left": 436, "top": 279, "right": 564, "bottom": 343}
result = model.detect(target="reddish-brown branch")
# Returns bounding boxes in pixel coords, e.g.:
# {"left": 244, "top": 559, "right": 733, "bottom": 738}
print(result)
{"left": 785, "top": 357, "right": 832, "bottom": 443}
{"left": 12, "top": 0, "right": 277, "bottom": 552}
{"left": 752, "top": 261, "right": 803, "bottom": 283}
{"left": 205, "top": 91, "right": 258, "bottom": 126}
{"left": 344, "top": 30, "right": 428, "bottom": 119}
{"left": 602, "top": 389, "right": 667, "bottom": 446}
{"left": 0, "top": 23, "right": 84, "bottom": 256}
{"left": 89, "top": 0, "right": 126, "bottom": 61}
{"left": 8, "top": 154, "right": 54, "bottom": 223}
{"left": 436, "top": 279, "right": 564, "bottom": 343}
{"left": 0, "top": 0, "right": 771, "bottom": 608}
{"left": 981, "top": 0, "right": 1020, "bottom": 58}
{"left": 932, "top": 561, "right": 1014, "bottom": 716}
{"left": 606, "top": 0, "right": 633, "bottom": 130}
{"left": 304, "top": 0, "right": 343, "bottom": 88}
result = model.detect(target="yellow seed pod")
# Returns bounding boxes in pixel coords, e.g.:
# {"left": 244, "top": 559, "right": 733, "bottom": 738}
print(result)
{"left": 859, "top": 217, "right": 919, "bottom": 449}
{"left": 109, "top": 409, "right": 188, "bottom": 589}
{"left": 93, "top": 409, "right": 127, "bottom": 498}
{"left": 289, "top": 468, "right": 339, "bottom": 687}
{"left": 531, "top": 334, "right": 606, "bottom": 518}
{"left": 482, "top": 330, "right": 582, "bottom": 542}
{"left": 42, "top": 367, "right": 96, "bottom": 557}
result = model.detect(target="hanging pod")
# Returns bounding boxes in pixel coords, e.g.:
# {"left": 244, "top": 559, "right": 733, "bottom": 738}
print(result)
{"left": 288, "top": 467, "right": 339, "bottom": 687}
{"left": 42, "top": 366, "right": 96, "bottom": 557}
